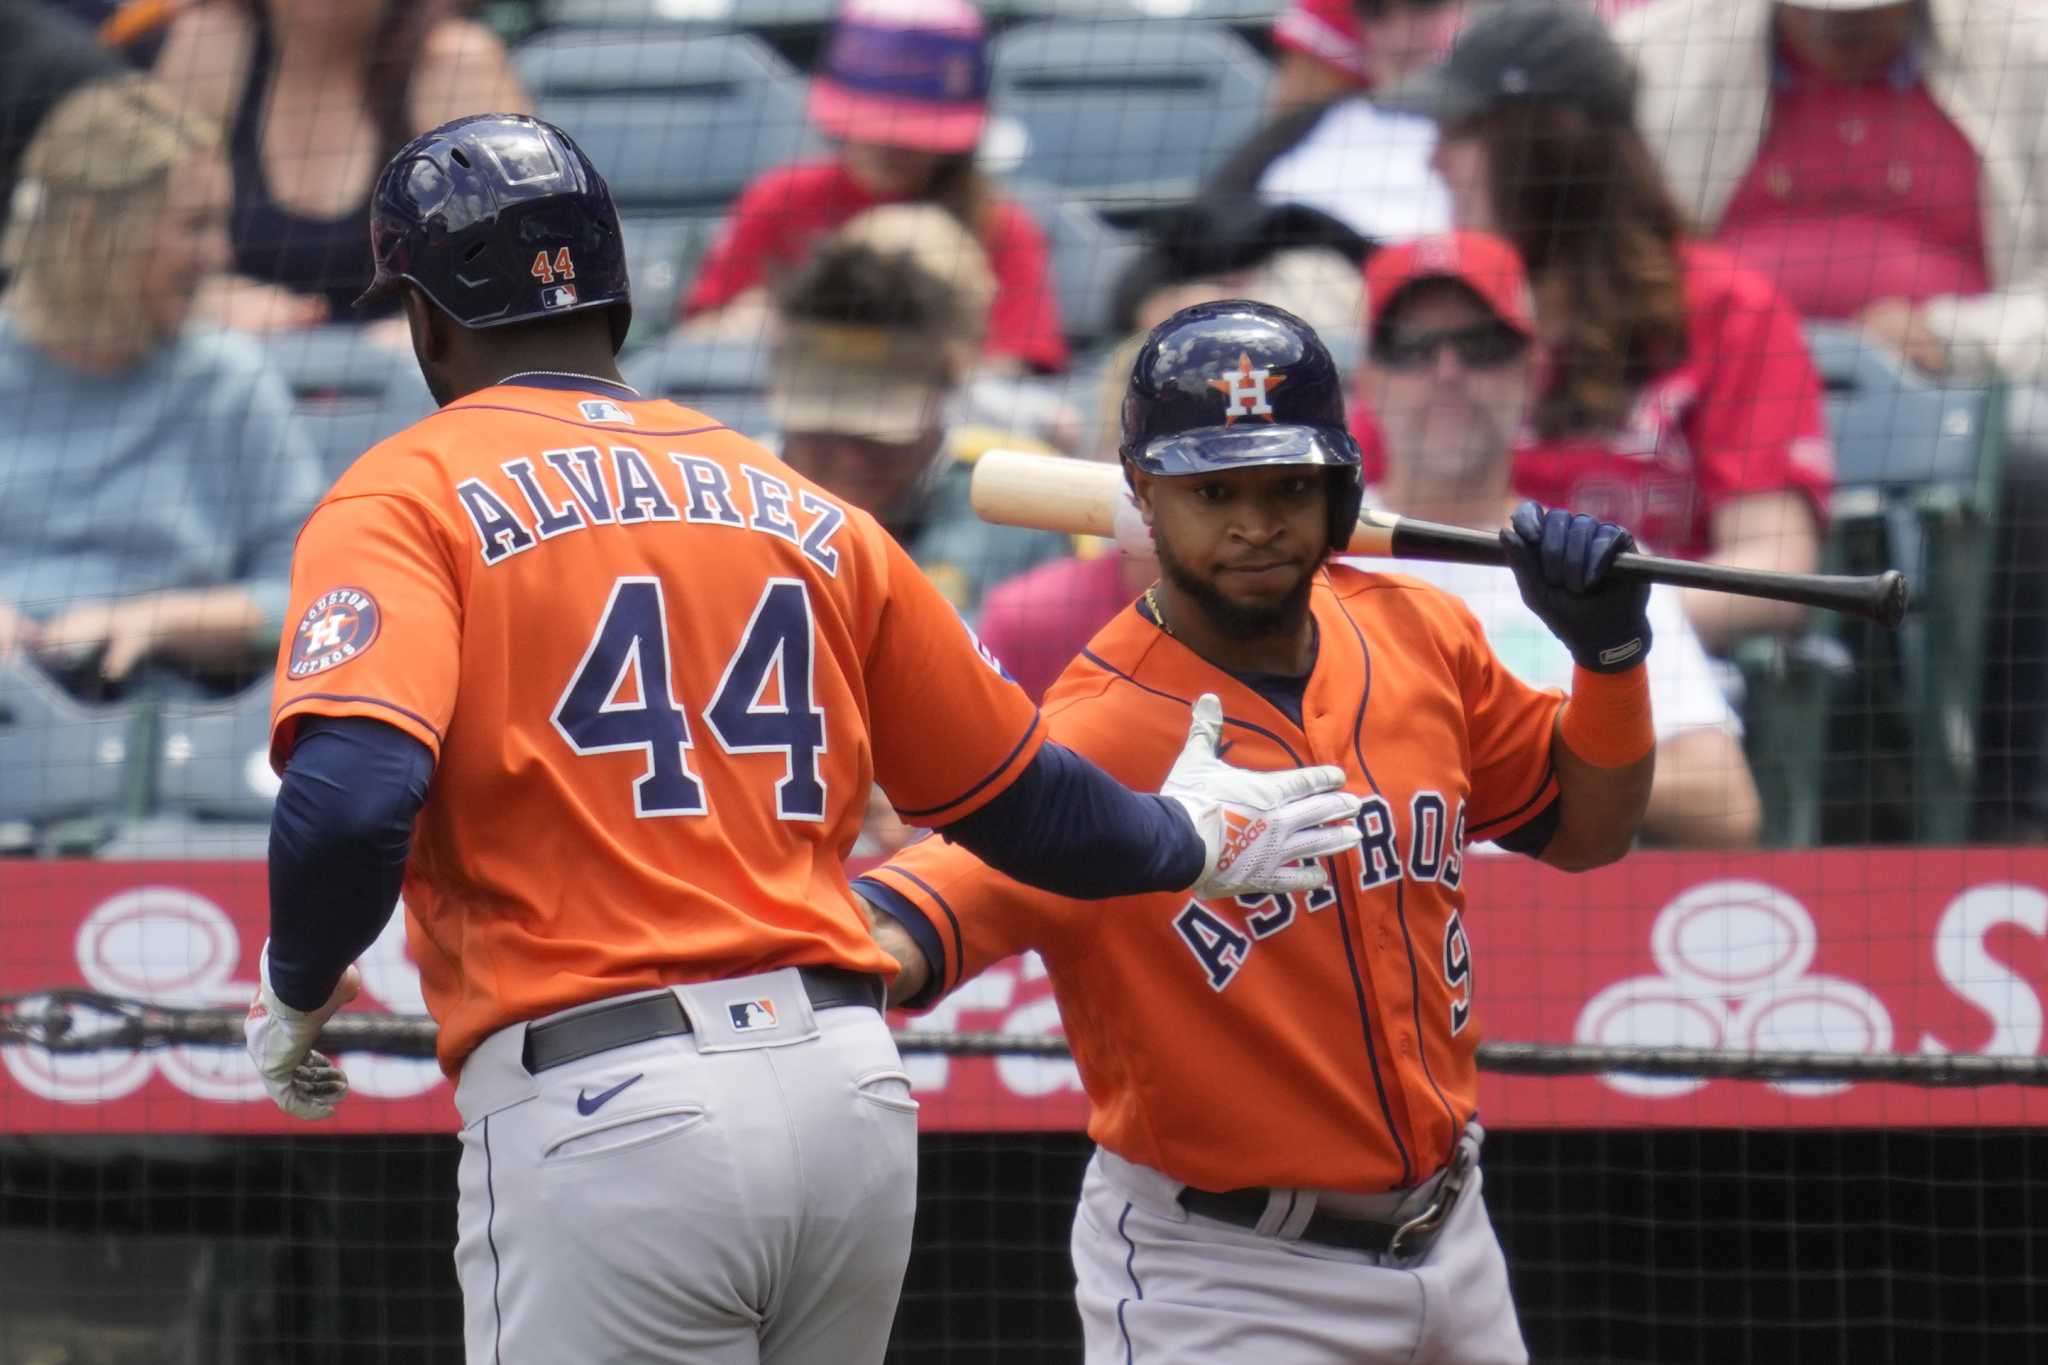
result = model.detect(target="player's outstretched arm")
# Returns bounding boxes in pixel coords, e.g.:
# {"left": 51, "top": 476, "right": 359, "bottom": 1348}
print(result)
{"left": 1501, "top": 502, "right": 1655, "bottom": 870}
{"left": 248, "top": 716, "right": 434, "bottom": 1117}
{"left": 935, "top": 697, "right": 1362, "bottom": 902}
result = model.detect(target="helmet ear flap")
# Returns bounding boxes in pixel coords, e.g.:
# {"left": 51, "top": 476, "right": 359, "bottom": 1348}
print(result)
{"left": 1327, "top": 469, "right": 1364, "bottom": 555}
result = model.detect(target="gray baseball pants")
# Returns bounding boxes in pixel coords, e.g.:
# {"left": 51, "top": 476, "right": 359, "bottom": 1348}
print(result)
{"left": 1073, "top": 1129, "right": 1529, "bottom": 1364}
{"left": 451, "top": 971, "right": 917, "bottom": 1364}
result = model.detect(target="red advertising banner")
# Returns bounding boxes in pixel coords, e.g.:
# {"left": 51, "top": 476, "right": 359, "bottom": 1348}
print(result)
{"left": 3, "top": 850, "right": 2046, "bottom": 1134}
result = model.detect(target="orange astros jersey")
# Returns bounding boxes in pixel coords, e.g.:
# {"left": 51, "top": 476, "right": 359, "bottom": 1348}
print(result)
{"left": 270, "top": 379, "right": 1043, "bottom": 1073}
{"left": 864, "top": 565, "right": 1562, "bottom": 1195}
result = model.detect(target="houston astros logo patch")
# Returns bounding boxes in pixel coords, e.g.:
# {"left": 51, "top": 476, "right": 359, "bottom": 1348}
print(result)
{"left": 1208, "top": 352, "right": 1285, "bottom": 424}
{"left": 289, "top": 588, "right": 381, "bottom": 678}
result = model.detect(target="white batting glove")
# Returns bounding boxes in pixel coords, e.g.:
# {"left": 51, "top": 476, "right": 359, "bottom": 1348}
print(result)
{"left": 1163, "top": 694, "right": 1364, "bottom": 898}
{"left": 245, "top": 944, "right": 361, "bottom": 1121}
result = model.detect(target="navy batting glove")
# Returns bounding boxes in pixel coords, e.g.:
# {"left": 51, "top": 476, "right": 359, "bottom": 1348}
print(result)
{"left": 1501, "top": 501, "right": 1652, "bottom": 672}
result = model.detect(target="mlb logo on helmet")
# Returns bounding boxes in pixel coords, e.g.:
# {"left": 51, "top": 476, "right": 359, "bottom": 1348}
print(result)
{"left": 728, "top": 999, "right": 779, "bottom": 1032}
{"left": 540, "top": 283, "right": 579, "bottom": 310}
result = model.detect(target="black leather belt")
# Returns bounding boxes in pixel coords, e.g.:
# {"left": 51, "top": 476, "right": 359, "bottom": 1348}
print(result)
{"left": 521, "top": 966, "right": 884, "bottom": 1074}
{"left": 1177, "top": 1142, "right": 1476, "bottom": 1261}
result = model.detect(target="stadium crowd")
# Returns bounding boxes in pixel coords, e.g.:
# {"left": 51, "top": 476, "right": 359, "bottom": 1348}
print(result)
{"left": 0, "top": 0, "right": 2042, "bottom": 849}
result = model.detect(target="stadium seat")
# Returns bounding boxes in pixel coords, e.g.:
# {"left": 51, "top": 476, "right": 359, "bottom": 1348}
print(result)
{"left": 1805, "top": 322, "right": 2006, "bottom": 843}
{"left": 152, "top": 683, "right": 279, "bottom": 826}
{"left": 1005, "top": 182, "right": 1145, "bottom": 349}
{"left": 1729, "top": 631, "right": 1854, "bottom": 849}
{"left": 985, "top": 20, "right": 1269, "bottom": 210}
{"left": 515, "top": 29, "right": 819, "bottom": 215}
{"left": 266, "top": 327, "right": 436, "bottom": 483}
{"left": 623, "top": 332, "right": 778, "bottom": 439}
{"left": 618, "top": 213, "right": 723, "bottom": 348}
{"left": 0, "top": 660, "right": 148, "bottom": 845}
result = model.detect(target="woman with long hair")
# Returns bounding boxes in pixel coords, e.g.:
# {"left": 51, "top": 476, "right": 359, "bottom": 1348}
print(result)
{"left": 153, "top": 0, "right": 528, "bottom": 334}
{"left": 1389, "top": 0, "right": 1832, "bottom": 649}
{"left": 0, "top": 75, "right": 322, "bottom": 688}
{"left": 682, "top": 0, "right": 1067, "bottom": 374}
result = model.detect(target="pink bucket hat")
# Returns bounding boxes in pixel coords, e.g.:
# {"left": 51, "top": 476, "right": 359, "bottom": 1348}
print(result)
{"left": 808, "top": 0, "right": 990, "bottom": 155}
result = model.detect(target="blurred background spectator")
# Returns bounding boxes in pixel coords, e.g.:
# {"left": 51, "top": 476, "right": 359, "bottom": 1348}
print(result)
{"left": 1205, "top": 0, "right": 1482, "bottom": 244}
{"left": 0, "top": 74, "right": 322, "bottom": 694}
{"left": 1386, "top": 0, "right": 1833, "bottom": 652}
{"left": 1110, "top": 198, "right": 1370, "bottom": 344}
{"left": 770, "top": 204, "right": 1070, "bottom": 621}
{"left": 682, "top": 0, "right": 1066, "bottom": 375}
{"left": 0, "top": 0, "right": 120, "bottom": 289}
{"left": 1618, "top": 0, "right": 2048, "bottom": 837}
{"left": 1269, "top": 0, "right": 1375, "bottom": 110}
{"left": 1620, "top": 0, "right": 2045, "bottom": 383}
{"left": 1351, "top": 232, "right": 1761, "bottom": 847}
{"left": 153, "top": 0, "right": 529, "bottom": 336}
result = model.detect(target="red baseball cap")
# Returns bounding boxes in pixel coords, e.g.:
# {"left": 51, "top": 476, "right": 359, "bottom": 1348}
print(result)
{"left": 1273, "top": 0, "right": 1373, "bottom": 88}
{"left": 808, "top": 0, "right": 990, "bottom": 156}
{"left": 1363, "top": 231, "right": 1536, "bottom": 336}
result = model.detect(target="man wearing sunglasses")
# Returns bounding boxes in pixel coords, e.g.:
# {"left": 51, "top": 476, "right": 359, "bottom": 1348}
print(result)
{"left": 1355, "top": 232, "right": 1763, "bottom": 847}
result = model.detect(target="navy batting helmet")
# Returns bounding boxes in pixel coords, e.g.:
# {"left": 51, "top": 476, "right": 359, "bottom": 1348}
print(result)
{"left": 1121, "top": 299, "right": 1365, "bottom": 550}
{"left": 355, "top": 114, "right": 632, "bottom": 350}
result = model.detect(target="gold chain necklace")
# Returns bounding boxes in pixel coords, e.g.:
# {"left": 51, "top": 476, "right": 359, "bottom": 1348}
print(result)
{"left": 1144, "top": 585, "right": 1174, "bottom": 638}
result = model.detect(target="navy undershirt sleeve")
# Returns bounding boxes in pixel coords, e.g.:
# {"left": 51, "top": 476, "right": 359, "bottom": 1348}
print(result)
{"left": 936, "top": 740, "right": 1205, "bottom": 899}
{"left": 266, "top": 716, "right": 434, "bottom": 1012}
{"left": 852, "top": 877, "right": 950, "bottom": 1011}
{"left": 1492, "top": 797, "right": 1561, "bottom": 859}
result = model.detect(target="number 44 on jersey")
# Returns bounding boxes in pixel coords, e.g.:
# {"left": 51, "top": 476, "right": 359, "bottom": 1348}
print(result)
{"left": 553, "top": 576, "right": 828, "bottom": 822}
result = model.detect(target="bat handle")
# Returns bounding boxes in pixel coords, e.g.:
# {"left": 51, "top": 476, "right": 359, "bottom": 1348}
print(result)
{"left": 1369, "top": 517, "right": 1911, "bottom": 628}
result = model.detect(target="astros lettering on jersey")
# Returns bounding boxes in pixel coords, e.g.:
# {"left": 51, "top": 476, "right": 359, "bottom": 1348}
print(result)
{"left": 863, "top": 567, "right": 1563, "bottom": 1194}
{"left": 270, "top": 380, "right": 1044, "bottom": 1073}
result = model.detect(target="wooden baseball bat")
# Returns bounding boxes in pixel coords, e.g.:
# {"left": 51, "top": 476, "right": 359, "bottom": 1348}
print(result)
{"left": 970, "top": 450, "right": 1909, "bottom": 629}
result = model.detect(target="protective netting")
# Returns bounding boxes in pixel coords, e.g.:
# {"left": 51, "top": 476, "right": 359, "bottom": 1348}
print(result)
{"left": 6, "top": 0, "right": 2048, "bottom": 1362}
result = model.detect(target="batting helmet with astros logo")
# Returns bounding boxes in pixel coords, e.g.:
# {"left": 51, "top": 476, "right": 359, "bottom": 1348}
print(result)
{"left": 354, "top": 113, "right": 632, "bottom": 350}
{"left": 1119, "top": 299, "right": 1365, "bottom": 551}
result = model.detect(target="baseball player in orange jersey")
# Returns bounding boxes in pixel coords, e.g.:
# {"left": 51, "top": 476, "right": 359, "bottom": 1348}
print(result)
{"left": 238, "top": 117, "right": 1366, "bottom": 1364}
{"left": 859, "top": 300, "right": 1659, "bottom": 1363}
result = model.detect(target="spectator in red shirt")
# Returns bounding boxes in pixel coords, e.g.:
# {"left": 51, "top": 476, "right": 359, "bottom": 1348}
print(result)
{"left": 1386, "top": 0, "right": 1833, "bottom": 650}
{"left": 1619, "top": 0, "right": 2048, "bottom": 837}
{"left": 1270, "top": 0, "right": 1375, "bottom": 110}
{"left": 680, "top": 0, "right": 1066, "bottom": 374}
{"left": 1620, "top": 0, "right": 2048, "bottom": 384}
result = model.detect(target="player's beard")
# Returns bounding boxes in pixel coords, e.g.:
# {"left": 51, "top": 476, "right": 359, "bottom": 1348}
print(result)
{"left": 1155, "top": 532, "right": 1319, "bottom": 641}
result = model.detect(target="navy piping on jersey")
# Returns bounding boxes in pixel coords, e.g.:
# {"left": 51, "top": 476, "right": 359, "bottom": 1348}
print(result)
{"left": 1132, "top": 596, "right": 1314, "bottom": 733}
{"left": 895, "top": 713, "right": 1043, "bottom": 821}
{"left": 1337, "top": 608, "right": 1461, "bottom": 1140}
{"left": 1077, "top": 649, "right": 1301, "bottom": 759}
{"left": 422, "top": 404, "right": 732, "bottom": 440}
{"left": 483, "top": 1115, "right": 506, "bottom": 1365}
{"left": 860, "top": 867, "right": 964, "bottom": 998}
{"left": 279, "top": 693, "right": 444, "bottom": 743}
{"left": 1117, "top": 1201, "right": 1142, "bottom": 1363}
{"left": 894, "top": 867, "right": 966, "bottom": 989}
{"left": 1467, "top": 760, "right": 1560, "bottom": 839}
{"left": 1076, "top": 645, "right": 1412, "bottom": 1186}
